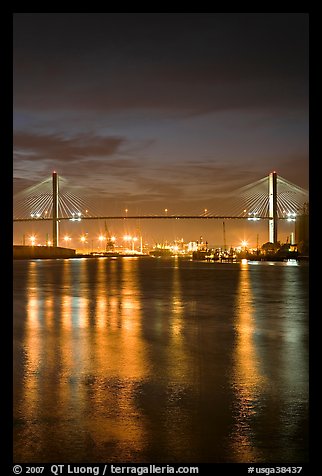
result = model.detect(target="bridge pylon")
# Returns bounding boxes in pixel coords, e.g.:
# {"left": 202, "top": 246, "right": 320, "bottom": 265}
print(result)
{"left": 52, "top": 171, "right": 59, "bottom": 247}
{"left": 268, "top": 171, "right": 278, "bottom": 244}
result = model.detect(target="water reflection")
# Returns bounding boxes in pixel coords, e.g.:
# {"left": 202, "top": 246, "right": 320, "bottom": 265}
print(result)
{"left": 230, "top": 261, "right": 266, "bottom": 462}
{"left": 230, "top": 262, "right": 309, "bottom": 463}
{"left": 13, "top": 258, "right": 309, "bottom": 463}
{"left": 15, "top": 258, "right": 150, "bottom": 462}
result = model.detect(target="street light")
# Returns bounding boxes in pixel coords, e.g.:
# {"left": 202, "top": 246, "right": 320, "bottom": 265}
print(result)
{"left": 98, "top": 234, "right": 105, "bottom": 251}
{"left": 29, "top": 235, "right": 36, "bottom": 246}
{"left": 64, "top": 235, "right": 71, "bottom": 246}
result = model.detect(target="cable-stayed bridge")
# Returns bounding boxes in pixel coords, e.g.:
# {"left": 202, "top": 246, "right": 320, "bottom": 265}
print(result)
{"left": 13, "top": 172, "right": 308, "bottom": 247}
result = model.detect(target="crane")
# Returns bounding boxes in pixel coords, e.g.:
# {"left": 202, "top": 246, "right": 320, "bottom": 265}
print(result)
{"left": 104, "top": 221, "right": 115, "bottom": 251}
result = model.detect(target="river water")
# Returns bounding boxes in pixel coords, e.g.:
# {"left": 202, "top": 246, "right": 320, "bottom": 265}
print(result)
{"left": 13, "top": 257, "right": 309, "bottom": 463}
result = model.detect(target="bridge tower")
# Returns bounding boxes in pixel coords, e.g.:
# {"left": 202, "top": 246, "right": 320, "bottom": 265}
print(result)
{"left": 52, "top": 171, "right": 59, "bottom": 247}
{"left": 268, "top": 171, "right": 278, "bottom": 244}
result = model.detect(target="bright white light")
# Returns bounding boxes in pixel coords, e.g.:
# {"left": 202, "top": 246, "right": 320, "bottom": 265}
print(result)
{"left": 132, "top": 237, "right": 138, "bottom": 242}
{"left": 241, "top": 258, "right": 248, "bottom": 265}
{"left": 241, "top": 240, "right": 248, "bottom": 248}
{"left": 64, "top": 235, "right": 71, "bottom": 242}
{"left": 30, "top": 213, "right": 34, "bottom": 218}
{"left": 98, "top": 235, "right": 105, "bottom": 242}
{"left": 123, "top": 235, "right": 131, "bottom": 241}
{"left": 77, "top": 212, "right": 81, "bottom": 217}
{"left": 80, "top": 236, "right": 86, "bottom": 243}
{"left": 111, "top": 236, "right": 116, "bottom": 242}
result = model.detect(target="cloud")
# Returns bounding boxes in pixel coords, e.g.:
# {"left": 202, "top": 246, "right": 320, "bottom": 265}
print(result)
{"left": 13, "top": 131, "right": 125, "bottom": 162}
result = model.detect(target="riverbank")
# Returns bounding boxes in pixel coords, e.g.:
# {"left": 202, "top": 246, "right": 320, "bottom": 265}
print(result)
{"left": 13, "top": 245, "right": 76, "bottom": 259}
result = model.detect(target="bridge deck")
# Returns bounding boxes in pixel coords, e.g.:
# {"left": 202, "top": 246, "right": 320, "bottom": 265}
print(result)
{"left": 13, "top": 215, "right": 283, "bottom": 222}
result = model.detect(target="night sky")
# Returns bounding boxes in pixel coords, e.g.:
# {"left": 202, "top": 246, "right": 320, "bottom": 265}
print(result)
{"left": 13, "top": 13, "right": 309, "bottom": 247}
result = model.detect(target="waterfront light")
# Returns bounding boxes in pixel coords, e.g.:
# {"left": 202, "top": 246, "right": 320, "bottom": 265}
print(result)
{"left": 29, "top": 235, "right": 36, "bottom": 246}
{"left": 98, "top": 235, "right": 105, "bottom": 242}
{"left": 241, "top": 240, "right": 248, "bottom": 248}
{"left": 123, "top": 234, "right": 131, "bottom": 241}
{"left": 64, "top": 235, "right": 71, "bottom": 243}
{"left": 80, "top": 235, "right": 86, "bottom": 243}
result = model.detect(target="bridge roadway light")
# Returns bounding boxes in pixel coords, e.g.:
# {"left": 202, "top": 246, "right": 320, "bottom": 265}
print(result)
{"left": 287, "top": 212, "right": 296, "bottom": 222}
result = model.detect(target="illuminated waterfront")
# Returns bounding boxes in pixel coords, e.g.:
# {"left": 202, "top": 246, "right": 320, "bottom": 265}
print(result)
{"left": 13, "top": 257, "right": 309, "bottom": 463}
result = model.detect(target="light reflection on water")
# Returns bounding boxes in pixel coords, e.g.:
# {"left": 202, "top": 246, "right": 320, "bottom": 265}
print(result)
{"left": 230, "top": 261, "right": 266, "bottom": 462}
{"left": 13, "top": 258, "right": 308, "bottom": 463}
